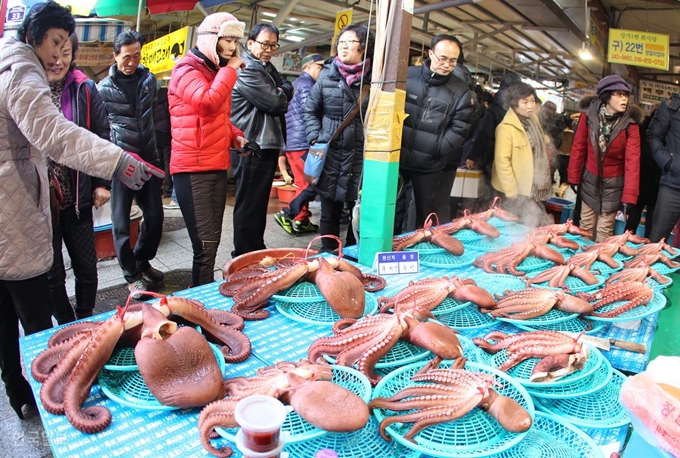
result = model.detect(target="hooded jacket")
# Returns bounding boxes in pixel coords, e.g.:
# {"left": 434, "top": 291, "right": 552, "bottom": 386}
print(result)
{"left": 59, "top": 69, "right": 112, "bottom": 215}
{"left": 568, "top": 96, "right": 642, "bottom": 212}
{"left": 648, "top": 93, "right": 680, "bottom": 190}
{"left": 231, "top": 49, "right": 292, "bottom": 150}
{"left": 303, "top": 60, "right": 371, "bottom": 203}
{"left": 0, "top": 38, "right": 123, "bottom": 280}
{"left": 400, "top": 61, "right": 473, "bottom": 173}
{"left": 98, "top": 63, "right": 158, "bottom": 164}
{"left": 169, "top": 50, "right": 244, "bottom": 173}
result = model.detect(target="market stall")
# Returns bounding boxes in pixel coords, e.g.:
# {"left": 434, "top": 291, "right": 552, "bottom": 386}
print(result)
{"left": 20, "top": 214, "right": 677, "bottom": 457}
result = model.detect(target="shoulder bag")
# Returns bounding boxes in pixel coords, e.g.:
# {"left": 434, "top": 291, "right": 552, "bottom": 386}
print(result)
{"left": 303, "top": 88, "right": 369, "bottom": 185}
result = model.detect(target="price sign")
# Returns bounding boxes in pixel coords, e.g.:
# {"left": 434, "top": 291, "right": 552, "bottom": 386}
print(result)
{"left": 374, "top": 251, "right": 420, "bottom": 276}
{"left": 608, "top": 28, "right": 669, "bottom": 71}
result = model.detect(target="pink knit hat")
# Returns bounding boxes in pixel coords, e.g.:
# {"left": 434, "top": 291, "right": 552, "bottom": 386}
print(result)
{"left": 195, "top": 13, "right": 245, "bottom": 67}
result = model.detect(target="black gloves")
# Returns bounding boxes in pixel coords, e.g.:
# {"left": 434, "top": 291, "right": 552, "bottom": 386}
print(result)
{"left": 114, "top": 152, "right": 165, "bottom": 191}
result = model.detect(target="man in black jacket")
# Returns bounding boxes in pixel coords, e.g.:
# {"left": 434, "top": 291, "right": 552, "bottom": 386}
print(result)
{"left": 99, "top": 30, "right": 164, "bottom": 297}
{"left": 395, "top": 34, "right": 473, "bottom": 231}
{"left": 648, "top": 92, "right": 680, "bottom": 242}
{"left": 231, "top": 24, "right": 293, "bottom": 257}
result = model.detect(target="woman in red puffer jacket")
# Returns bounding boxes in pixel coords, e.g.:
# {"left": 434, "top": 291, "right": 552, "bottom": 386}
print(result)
{"left": 169, "top": 12, "right": 248, "bottom": 286}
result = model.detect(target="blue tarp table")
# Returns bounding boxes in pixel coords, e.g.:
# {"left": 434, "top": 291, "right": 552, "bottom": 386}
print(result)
{"left": 20, "top": 250, "right": 655, "bottom": 457}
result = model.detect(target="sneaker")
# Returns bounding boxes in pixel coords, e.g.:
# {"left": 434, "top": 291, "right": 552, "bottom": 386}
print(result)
{"left": 163, "top": 200, "right": 179, "bottom": 209}
{"left": 293, "top": 220, "right": 319, "bottom": 234}
{"left": 142, "top": 266, "right": 164, "bottom": 283}
{"left": 273, "top": 210, "right": 295, "bottom": 235}
{"left": 128, "top": 278, "right": 149, "bottom": 300}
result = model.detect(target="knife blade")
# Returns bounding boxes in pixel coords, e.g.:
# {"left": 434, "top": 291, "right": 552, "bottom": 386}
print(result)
{"left": 561, "top": 332, "right": 647, "bottom": 354}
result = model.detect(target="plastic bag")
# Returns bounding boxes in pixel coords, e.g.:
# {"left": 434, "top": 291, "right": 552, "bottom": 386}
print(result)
{"left": 619, "top": 356, "right": 680, "bottom": 457}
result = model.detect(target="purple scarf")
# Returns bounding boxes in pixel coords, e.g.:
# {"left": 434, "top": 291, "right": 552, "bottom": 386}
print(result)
{"left": 335, "top": 56, "right": 371, "bottom": 87}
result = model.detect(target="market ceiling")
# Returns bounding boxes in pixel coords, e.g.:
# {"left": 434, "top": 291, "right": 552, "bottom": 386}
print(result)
{"left": 90, "top": 0, "right": 680, "bottom": 87}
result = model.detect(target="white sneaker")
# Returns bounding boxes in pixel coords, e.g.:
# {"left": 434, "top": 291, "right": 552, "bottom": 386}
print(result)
{"left": 163, "top": 200, "right": 179, "bottom": 209}
{"left": 127, "top": 278, "right": 149, "bottom": 300}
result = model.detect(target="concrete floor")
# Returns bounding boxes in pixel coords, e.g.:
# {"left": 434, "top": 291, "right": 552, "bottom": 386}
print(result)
{"left": 0, "top": 189, "right": 325, "bottom": 458}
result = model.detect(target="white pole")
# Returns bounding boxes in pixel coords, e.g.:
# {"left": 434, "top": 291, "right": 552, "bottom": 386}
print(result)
{"left": 136, "top": 0, "right": 143, "bottom": 32}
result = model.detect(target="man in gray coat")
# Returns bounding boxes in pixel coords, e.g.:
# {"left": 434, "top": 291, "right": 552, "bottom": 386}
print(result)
{"left": 0, "top": 1, "right": 162, "bottom": 419}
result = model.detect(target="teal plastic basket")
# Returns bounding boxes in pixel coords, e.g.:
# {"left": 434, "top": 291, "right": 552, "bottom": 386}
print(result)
{"left": 371, "top": 360, "right": 534, "bottom": 457}
{"left": 410, "top": 241, "right": 447, "bottom": 254}
{"left": 436, "top": 304, "right": 496, "bottom": 330}
{"left": 647, "top": 274, "right": 673, "bottom": 289}
{"left": 468, "top": 273, "right": 526, "bottom": 296}
{"left": 648, "top": 261, "right": 680, "bottom": 275}
{"left": 526, "top": 273, "right": 605, "bottom": 293}
{"left": 463, "top": 237, "right": 512, "bottom": 253}
{"left": 487, "top": 216, "right": 513, "bottom": 228}
{"left": 493, "top": 412, "right": 604, "bottom": 458}
{"left": 516, "top": 255, "right": 557, "bottom": 272}
{"left": 420, "top": 250, "right": 476, "bottom": 269}
{"left": 450, "top": 228, "right": 484, "bottom": 241}
{"left": 216, "top": 365, "right": 372, "bottom": 445}
{"left": 588, "top": 290, "right": 667, "bottom": 322}
{"left": 98, "top": 343, "right": 226, "bottom": 410}
{"left": 496, "top": 307, "right": 579, "bottom": 327}
{"left": 513, "top": 317, "right": 605, "bottom": 335}
{"left": 283, "top": 415, "right": 401, "bottom": 457}
{"left": 534, "top": 369, "right": 630, "bottom": 429}
{"left": 274, "top": 291, "right": 378, "bottom": 325}
{"left": 526, "top": 358, "right": 613, "bottom": 399}
{"left": 272, "top": 281, "right": 324, "bottom": 302}
{"left": 475, "top": 343, "right": 604, "bottom": 389}
{"left": 498, "top": 223, "right": 531, "bottom": 237}
{"left": 589, "top": 258, "right": 623, "bottom": 274}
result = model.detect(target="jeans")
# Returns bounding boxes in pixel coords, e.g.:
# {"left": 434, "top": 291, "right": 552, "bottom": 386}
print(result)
{"left": 650, "top": 185, "right": 680, "bottom": 243}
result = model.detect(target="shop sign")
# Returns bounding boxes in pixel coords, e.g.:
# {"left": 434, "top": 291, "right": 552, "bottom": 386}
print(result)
{"left": 374, "top": 251, "right": 420, "bottom": 275}
{"left": 77, "top": 46, "right": 114, "bottom": 67}
{"left": 141, "top": 27, "right": 191, "bottom": 75}
{"left": 607, "top": 28, "right": 669, "bottom": 71}
{"left": 639, "top": 80, "right": 680, "bottom": 105}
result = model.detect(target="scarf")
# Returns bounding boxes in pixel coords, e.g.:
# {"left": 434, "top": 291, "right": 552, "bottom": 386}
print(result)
{"left": 335, "top": 56, "right": 371, "bottom": 87}
{"left": 597, "top": 105, "right": 622, "bottom": 156}
{"left": 519, "top": 113, "right": 552, "bottom": 202}
{"left": 48, "top": 79, "right": 74, "bottom": 209}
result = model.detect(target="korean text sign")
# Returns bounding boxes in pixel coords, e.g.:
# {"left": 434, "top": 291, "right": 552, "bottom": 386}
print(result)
{"left": 608, "top": 28, "right": 669, "bottom": 71}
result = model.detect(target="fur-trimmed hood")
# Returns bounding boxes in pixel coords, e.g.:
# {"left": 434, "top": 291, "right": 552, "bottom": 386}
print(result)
{"left": 578, "top": 94, "right": 643, "bottom": 124}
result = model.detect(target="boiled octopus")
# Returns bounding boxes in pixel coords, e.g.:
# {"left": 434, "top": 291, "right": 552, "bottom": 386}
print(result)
{"left": 566, "top": 246, "right": 619, "bottom": 270}
{"left": 31, "top": 293, "right": 250, "bottom": 434}
{"left": 474, "top": 240, "right": 565, "bottom": 275}
{"left": 625, "top": 253, "right": 680, "bottom": 270}
{"left": 605, "top": 264, "right": 670, "bottom": 286}
{"left": 635, "top": 237, "right": 679, "bottom": 257}
{"left": 393, "top": 213, "right": 465, "bottom": 255}
{"left": 604, "top": 230, "right": 650, "bottom": 245}
{"left": 198, "top": 359, "right": 369, "bottom": 457}
{"left": 524, "top": 263, "right": 599, "bottom": 289}
{"left": 308, "top": 307, "right": 465, "bottom": 385}
{"left": 577, "top": 281, "right": 655, "bottom": 318}
{"left": 468, "top": 196, "right": 520, "bottom": 223}
{"left": 484, "top": 288, "right": 593, "bottom": 319}
{"left": 377, "top": 276, "right": 496, "bottom": 313}
{"left": 369, "top": 363, "right": 532, "bottom": 443}
{"left": 474, "top": 330, "right": 589, "bottom": 382}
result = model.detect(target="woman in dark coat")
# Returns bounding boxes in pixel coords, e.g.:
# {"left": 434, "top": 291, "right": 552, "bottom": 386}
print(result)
{"left": 303, "top": 24, "right": 373, "bottom": 252}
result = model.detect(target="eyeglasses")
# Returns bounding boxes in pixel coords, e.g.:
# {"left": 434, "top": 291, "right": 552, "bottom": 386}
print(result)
{"left": 432, "top": 53, "right": 458, "bottom": 66}
{"left": 612, "top": 91, "right": 630, "bottom": 98}
{"left": 337, "top": 40, "right": 361, "bottom": 47}
{"left": 254, "top": 40, "right": 280, "bottom": 51}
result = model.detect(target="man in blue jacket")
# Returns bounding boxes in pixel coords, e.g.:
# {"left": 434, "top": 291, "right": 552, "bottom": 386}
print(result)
{"left": 274, "top": 53, "right": 325, "bottom": 235}
{"left": 648, "top": 92, "right": 680, "bottom": 243}
{"left": 395, "top": 34, "right": 473, "bottom": 231}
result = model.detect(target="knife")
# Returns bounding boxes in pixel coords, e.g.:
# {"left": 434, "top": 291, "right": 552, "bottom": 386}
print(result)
{"left": 562, "top": 332, "right": 647, "bottom": 354}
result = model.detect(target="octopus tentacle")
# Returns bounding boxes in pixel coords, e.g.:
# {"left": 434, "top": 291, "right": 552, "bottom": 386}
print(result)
{"left": 47, "top": 322, "right": 100, "bottom": 348}
{"left": 198, "top": 400, "right": 240, "bottom": 458}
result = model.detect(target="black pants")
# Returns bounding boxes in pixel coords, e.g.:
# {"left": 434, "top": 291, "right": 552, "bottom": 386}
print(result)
{"left": 319, "top": 195, "right": 355, "bottom": 252}
{"left": 157, "top": 131, "right": 173, "bottom": 197}
{"left": 110, "top": 176, "right": 164, "bottom": 283}
{"left": 0, "top": 274, "right": 53, "bottom": 401}
{"left": 557, "top": 154, "right": 570, "bottom": 185}
{"left": 231, "top": 149, "right": 279, "bottom": 258}
{"left": 439, "top": 164, "right": 458, "bottom": 222}
{"left": 396, "top": 169, "right": 449, "bottom": 230}
{"left": 625, "top": 179, "right": 659, "bottom": 240}
{"left": 650, "top": 185, "right": 680, "bottom": 243}
{"left": 47, "top": 205, "right": 98, "bottom": 324}
{"left": 174, "top": 171, "right": 228, "bottom": 286}
{"left": 284, "top": 185, "right": 317, "bottom": 221}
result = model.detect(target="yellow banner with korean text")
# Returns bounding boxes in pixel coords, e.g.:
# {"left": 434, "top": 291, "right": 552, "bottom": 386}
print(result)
{"left": 607, "top": 28, "right": 669, "bottom": 71}
{"left": 141, "top": 27, "right": 192, "bottom": 75}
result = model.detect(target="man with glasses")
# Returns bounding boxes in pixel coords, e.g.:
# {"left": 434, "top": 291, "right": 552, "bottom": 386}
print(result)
{"left": 231, "top": 24, "right": 293, "bottom": 257}
{"left": 394, "top": 34, "right": 474, "bottom": 232}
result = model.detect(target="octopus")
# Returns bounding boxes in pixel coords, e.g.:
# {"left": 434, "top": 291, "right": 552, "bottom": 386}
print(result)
{"left": 604, "top": 230, "right": 650, "bottom": 245}
{"left": 393, "top": 213, "right": 465, "bottom": 255}
{"left": 605, "top": 264, "right": 670, "bottom": 286}
{"left": 577, "top": 281, "right": 655, "bottom": 318}
{"left": 531, "top": 219, "right": 593, "bottom": 240}
{"left": 524, "top": 263, "right": 599, "bottom": 289}
{"left": 625, "top": 253, "right": 680, "bottom": 270}
{"left": 473, "top": 241, "right": 565, "bottom": 275}
{"left": 467, "top": 196, "right": 520, "bottom": 223}
{"left": 220, "top": 252, "right": 385, "bottom": 320}
{"left": 31, "top": 293, "right": 251, "bottom": 434}
{"left": 369, "top": 363, "right": 532, "bottom": 443}
{"left": 308, "top": 307, "right": 465, "bottom": 385}
{"left": 377, "top": 276, "right": 496, "bottom": 313}
{"left": 635, "top": 237, "right": 679, "bottom": 258}
{"left": 198, "top": 359, "right": 369, "bottom": 457}
{"left": 484, "top": 288, "right": 593, "bottom": 319}
{"left": 566, "top": 246, "right": 619, "bottom": 270}
{"left": 473, "top": 330, "right": 589, "bottom": 382}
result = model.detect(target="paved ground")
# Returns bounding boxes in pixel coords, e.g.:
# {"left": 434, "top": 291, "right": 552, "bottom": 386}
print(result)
{"left": 0, "top": 188, "right": 324, "bottom": 458}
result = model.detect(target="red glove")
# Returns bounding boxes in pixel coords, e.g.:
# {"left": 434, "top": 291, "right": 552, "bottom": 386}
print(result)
{"left": 114, "top": 152, "right": 165, "bottom": 191}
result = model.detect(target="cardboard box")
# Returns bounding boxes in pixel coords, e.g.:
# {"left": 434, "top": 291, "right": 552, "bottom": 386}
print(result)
{"left": 450, "top": 167, "right": 483, "bottom": 198}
